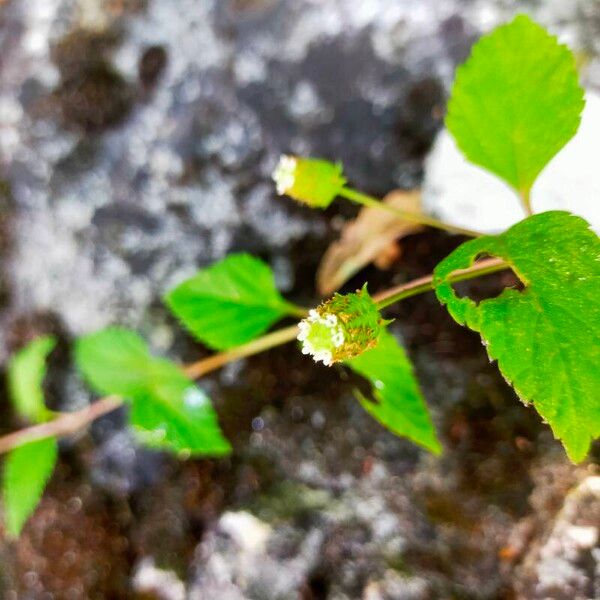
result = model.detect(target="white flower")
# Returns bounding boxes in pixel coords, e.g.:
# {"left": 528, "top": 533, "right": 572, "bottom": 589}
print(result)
{"left": 297, "top": 308, "right": 345, "bottom": 366}
{"left": 272, "top": 155, "right": 297, "bottom": 195}
{"left": 297, "top": 285, "right": 384, "bottom": 366}
{"left": 271, "top": 154, "right": 346, "bottom": 208}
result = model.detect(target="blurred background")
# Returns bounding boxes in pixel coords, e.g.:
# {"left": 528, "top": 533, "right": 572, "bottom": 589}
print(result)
{"left": 1, "top": 1, "right": 599, "bottom": 598}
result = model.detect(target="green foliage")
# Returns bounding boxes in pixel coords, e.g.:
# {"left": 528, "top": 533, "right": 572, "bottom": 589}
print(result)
{"left": 347, "top": 330, "right": 441, "bottom": 454}
{"left": 165, "top": 253, "right": 300, "bottom": 351}
{"left": 298, "top": 285, "right": 386, "bottom": 365}
{"left": 1, "top": 17, "right": 596, "bottom": 544}
{"left": 7, "top": 336, "right": 56, "bottom": 423}
{"left": 273, "top": 155, "right": 346, "bottom": 209}
{"left": 76, "top": 327, "right": 231, "bottom": 456}
{"left": 434, "top": 211, "right": 600, "bottom": 462}
{"left": 129, "top": 359, "right": 231, "bottom": 456}
{"left": 446, "top": 14, "right": 584, "bottom": 195}
{"left": 4, "top": 337, "right": 59, "bottom": 536}
{"left": 74, "top": 327, "right": 151, "bottom": 397}
{"left": 3, "top": 437, "right": 58, "bottom": 538}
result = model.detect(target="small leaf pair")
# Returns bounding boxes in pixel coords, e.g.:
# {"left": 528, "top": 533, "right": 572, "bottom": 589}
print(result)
{"left": 4, "top": 337, "right": 58, "bottom": 538}
{"left": 2, "top": 326, "right": 233, "bottom": 538}
{"left": 437, "top": 16, "right": 598, "bottom": 461}
{"left": 76, "top": 328, "right": 231, "bottom": 457}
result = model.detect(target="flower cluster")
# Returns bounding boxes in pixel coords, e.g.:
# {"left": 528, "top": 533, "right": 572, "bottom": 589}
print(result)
{"left": 272, "top": 155, "right": 346, "bottom": 209}
{"left": 298, "top": 285, "right": 385, "bottom": 365}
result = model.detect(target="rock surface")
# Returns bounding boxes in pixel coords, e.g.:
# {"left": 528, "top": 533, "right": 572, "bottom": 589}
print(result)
{"left": 1, "top": 0, "right": 599, "bottom": 598}
{"left": 515, "top": 475, "right": 600, "bottom": 599}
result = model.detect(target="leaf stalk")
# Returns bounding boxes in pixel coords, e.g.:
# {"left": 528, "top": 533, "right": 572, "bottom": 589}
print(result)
{"left": 0, "top": 260, "right": 509, "bottom": 455}
{"left": 339, "top": 187, "right": 484, "bottom": 238}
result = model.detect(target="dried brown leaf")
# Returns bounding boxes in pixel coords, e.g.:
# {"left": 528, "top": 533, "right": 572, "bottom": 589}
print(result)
{"left": 317, "top": 190, "right": 423, "bottom": 295}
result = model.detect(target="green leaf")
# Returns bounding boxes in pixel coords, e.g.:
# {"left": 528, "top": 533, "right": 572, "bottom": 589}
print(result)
{"left": 4, "top": 338, "right": 59, "bottom": 536}
{"left": 130, "top": 359, "right": 231, "bottom": 456}
{"left": 446, "top": 14, "right": 585, "bottom": 194}
{"left": 346, "top": 330, "right": 441, "bottom": 454}
{"left": 434, "top": 211, "right": 600, "bottom": 462}
{"left": 3, "top": 437, "right": 58, "bottom": 538}
{"left": 75, "top": 327, "right": 151, "bottom": 397}
{"left": 76, "top": 327, "right": 231, "bottom": 457}
{"left": 7, "top": 336, "right": 56, "bottom": 423}
{"left": 165, "top": 253, "right": 299, "bottom": 351}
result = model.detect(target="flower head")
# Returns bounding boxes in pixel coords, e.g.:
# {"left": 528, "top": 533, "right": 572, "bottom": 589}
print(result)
{"left": 272, "top": 155, "right": 297, "bottom": 195}
{"left": 272, "top": 155, "right": 346, "bottom": 209}
{"left": 298, "top": 285, "right": 385, "bottom": 365}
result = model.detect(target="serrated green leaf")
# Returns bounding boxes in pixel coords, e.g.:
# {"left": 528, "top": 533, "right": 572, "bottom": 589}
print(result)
{"left": 75, "top": 327, "right": 151, "bottom": 397}
{"left": 3, "top": 437, "right": 58, "bottom": 538}
{"left": 7, "top": 336, "right": 56, "bottom": 423}
{"left": 76, "top": 327, "right": 231, "bottom": 456}
{"left": 130, "top": 359, "right": 231, "bottom": 456}
{"left": 434, "top": 211, "right": 600, "bottom": 462}
{"left": 446, "top": 14, "right": 585, "bottom": 194}
{"left": 346, "top": 330, "right": 441, "bottom": 454}
{"left": 165, "top": 253, "right": 300, "bottom": 351}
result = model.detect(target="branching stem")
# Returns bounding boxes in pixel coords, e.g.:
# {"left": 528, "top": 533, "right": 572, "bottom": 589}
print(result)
{"left": 0, "top": 259, "right": 509, "bottom": 455}
{"left": 0, "top": 327, "right": 300, "bottom": 455}
{"left": 519, "top": 187, "right": 534, "bottom": 216}
{"left": 374, "top": 257, "right": 508, "bottom": 309}
{"left": 183, "top": 325, "right": 300, "bottom": 379}
{"left": 339, "top": 187, "right": 484, "bottom": 238}
{"left": 0, "top": 396, "right": 123, "bottom": 455}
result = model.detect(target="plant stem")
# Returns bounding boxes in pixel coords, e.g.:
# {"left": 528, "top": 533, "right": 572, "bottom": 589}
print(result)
{"left": 0, "top": 261, "right": 509, "bottom": 455}
{"left": 284, "top": 303, "right": 310, "bottom": 318}
{"left": 0, "top": 396, "right": 123, "bottom": 455}
{"left": 373, "top": 257, "right": 508, "bottom": 309}
{"left": 0, "top": 325, "right": 301, "bottom": 455}
{"left": 339, "top": 187, "right": 484, "bottom": 238}
{"left": 183, "top": 324, "right": 300, "bottom": 379}
{"left": 519, "top": 188, "right": 533, "bottom": 216}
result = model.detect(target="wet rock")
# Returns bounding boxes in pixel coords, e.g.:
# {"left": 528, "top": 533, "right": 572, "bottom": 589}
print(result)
{"left": 191, "top": 510, "right": 324, "bottom": 599}
{"left": 89, "top": 428, "right": 166, "bottom": 496}
{"left": 132, "top": 557, "right": 186, "bottom": 600}
{"left": 51, "top": 28, "right": 136, "bottom": 132}
{"left": 0, "top": 475, "right": 130, "bottom": 598}
{"left": 515, "top": 475, "right": 600, "bottom": 600}
{"left": 51, "top": 29, "right": 121, "bottom": 82}
{"left": 54, "top": 64, "right": 134, "bottom": 132}
{"left": 138, "top": 45, "right": 168, "bottom": 89}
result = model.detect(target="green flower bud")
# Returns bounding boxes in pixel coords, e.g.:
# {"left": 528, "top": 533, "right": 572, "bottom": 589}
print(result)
{"left": 272, "top": 155, "right": 346, "bottom": 208}
{"left": 298, "top": 285, "right": 385, "bottom": 365}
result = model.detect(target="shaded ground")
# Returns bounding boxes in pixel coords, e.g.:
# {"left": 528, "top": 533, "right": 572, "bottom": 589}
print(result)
{"left": 1, "top": 0, "right": 599, "bottom": 598}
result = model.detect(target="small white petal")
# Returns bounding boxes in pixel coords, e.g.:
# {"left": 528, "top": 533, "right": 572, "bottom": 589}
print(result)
{"left": 332, "top": 331, "right": 344, "bottom": 347}
{"left": 272, "top": 155, "right": 297, "bottom": 195}
{"left": 313, "top": 350, "right": 333, "bottom": 366}
{"left": 297, "top": 321, "right": 310, "bottom": 341}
